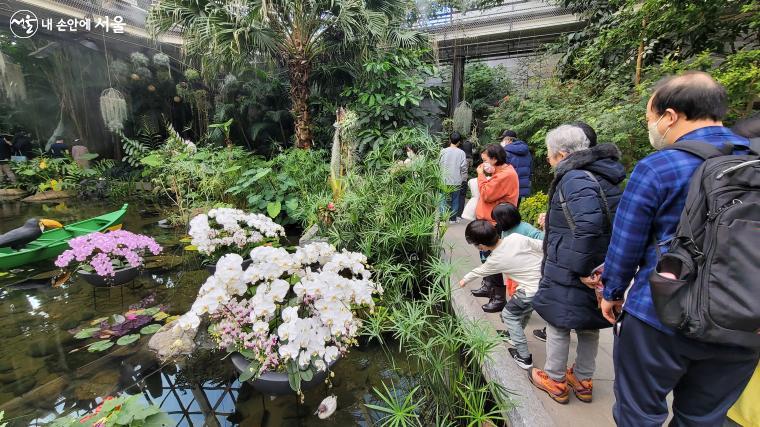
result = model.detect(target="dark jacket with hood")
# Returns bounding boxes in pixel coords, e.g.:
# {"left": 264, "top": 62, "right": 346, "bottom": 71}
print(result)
{"left": 532, "top": 143, "right": 626, "bottom": 330}
{"left": 504, "top": 140, "right": 533, "bottom": 198}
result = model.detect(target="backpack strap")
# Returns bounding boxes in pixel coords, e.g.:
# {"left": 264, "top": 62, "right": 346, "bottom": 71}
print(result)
{"left": 663, "top": 140, "right": 733, "bottom": 160}
{"left": 558, "top": 170, "right": 613, "bottom": 233}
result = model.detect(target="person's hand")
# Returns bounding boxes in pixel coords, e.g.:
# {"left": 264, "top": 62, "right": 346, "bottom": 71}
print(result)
{"left": 537, "top": 212, "right": 546, "bottom": 229}
{"left": 579, "top": 272, "right": 601, "bottom": 289}
{"left": 458, "top": 279, "right": 466, "bottom": 288}
{"left": 601, "top": 299, "right": 624, "bottom": 324}
{"left": 476, "top": 163, "right": 485, "bottom": 174}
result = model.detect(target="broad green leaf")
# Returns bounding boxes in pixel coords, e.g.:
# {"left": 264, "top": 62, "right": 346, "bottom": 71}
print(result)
{"left": 287, "top": 369, "right": 301, "bottom": 392}
{"left": 140, "top": 324, "right": 162, "bottom": 335}
{"left": 223, "top": 165, "right": 242, "bottom": 173}
{"left": 116, "top": 334, "right": 140, "bottom": 346}
{"left": 87, "top": 340, "right": 114, "bottom": 352}
{"left": 153, "top": 312, "right": 169, "bottom": 321}
{"left": 74, "top": 327, "right": 101, "bottom": 339}
{"left": 140, "top": 154, "right": 162, "bottom": 167}
{"left": 239, "top": 359, "right": 261, "bottom": 382}
{"left": 266, "top": 201, "right": 281, "bottom": 218}
{"left": 143, "top": 412, "right": 174, "bottom": 427}
{"left": 300, "top": 368, "right": 314, "bottom": 382}
{"left": 284, "top": 198, "right": 298, "bottom": 211}
{"left": 184, "top": 245, "right": 198, "bottom": 251}
{"left": 143, "top": 307, "right": 160, "bottom": 316}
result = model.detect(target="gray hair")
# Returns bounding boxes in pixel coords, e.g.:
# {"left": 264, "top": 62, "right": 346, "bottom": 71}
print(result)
{"left": 545, "top": 125, "right": 590, "bottom": 156}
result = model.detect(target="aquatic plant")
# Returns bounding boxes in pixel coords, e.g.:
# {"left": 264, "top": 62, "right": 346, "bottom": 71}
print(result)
{"left": 48, "top": 394, "right": 172, "bottom": 426}
{"left": 170, "top": 242, "right": 381, "bottom": 394}
{"left": 188, "top": 207, "right": 285, "bottom": 263}
{"left": 72, "top": 295, "right": 174, "bottom": 353}
{"left": 55, "top": 230, "right": 163, "bottom": 277}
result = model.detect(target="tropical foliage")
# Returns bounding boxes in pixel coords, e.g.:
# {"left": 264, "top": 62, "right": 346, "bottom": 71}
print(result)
{"left": 148, "top": 0, "right": 426, "bottom": 148}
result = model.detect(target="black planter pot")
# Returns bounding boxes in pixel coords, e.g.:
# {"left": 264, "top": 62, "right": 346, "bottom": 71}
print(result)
{"left": 79, "top": 266, "right": 139, "bottom": 287}
{"left": 205, "top": 258, "right": 252, "bottom": 274}
{"left": 230, "top": 352, "right": 336, "bottom": 395}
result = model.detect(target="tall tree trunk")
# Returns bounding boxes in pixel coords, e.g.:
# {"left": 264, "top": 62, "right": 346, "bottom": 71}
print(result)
{"left": 634, "top": 18, "right": 647, "bottom": 86}
{"left": 287, "top": 55, "right": 313, "bottom": 149}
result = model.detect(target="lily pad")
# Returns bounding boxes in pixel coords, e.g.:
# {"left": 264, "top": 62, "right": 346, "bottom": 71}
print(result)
{"left": 152, "top": 312, "right": 169, "bottom": 321}
{"left": 90, "top": 317, "right": 108, "bottom": 326}
{"left": 140, "top": 324, "right": 162, "bottom": 335}
{"left": 88, "top": 340, "right": 114, "bottom": 352}
{"left": 116, "top": 334, "right": 140, "bottom": 346}
{"left": 74, "top": 327, "right": 101, "bottom": 339}
{"left": 184, "top": 245, "right": 198, "bottom": 251}
{"left": 142, "top": 307, "right": 160, "bottom": 316}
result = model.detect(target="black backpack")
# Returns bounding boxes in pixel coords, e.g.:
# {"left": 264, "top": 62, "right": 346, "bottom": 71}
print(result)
{"left": 650, "top": 139, "right": 760, "bottom": 349}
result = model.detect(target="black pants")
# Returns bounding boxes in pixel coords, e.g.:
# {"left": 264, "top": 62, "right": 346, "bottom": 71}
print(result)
{"left": 457, "top": 180, "right": 467, "bottom": 218}
{"left": 613, "top": 313, "right": 758, "bottom": 427}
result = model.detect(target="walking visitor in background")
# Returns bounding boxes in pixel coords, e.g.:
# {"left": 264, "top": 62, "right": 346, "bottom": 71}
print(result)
{"left": 439, "top": 132, "right": 468, "bottom": 224}
{"left": 48, "top": 136, "right": 69, "bottom": 158}
{"left": 529, "top": 124, "right": 625, "bottom": 404}
{"left": 0, "top": 134, "right": 16, "bottom": 185}
{"left": 469, "top": 144, "right": 520, "bottom": 313}
{"left": 459, "top": 219, "right": 543, "bottom": 370}
{"left": 601, "top": 72, "right": 759, "bottom": 426}
{"left": 499, "top": 130, "right": 533, "bottom": 204}
{"left": 12, "top": 130, "right": 33, "bottom": 159}
{"left": 457, "top": 136, "right": 474, "bottom": 219}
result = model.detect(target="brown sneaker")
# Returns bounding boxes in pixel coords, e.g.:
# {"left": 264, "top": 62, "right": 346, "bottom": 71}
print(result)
{"left": 566, "top": 365, "right": 593, "bottom": 403}
{"left": 528, "top": 368, "right": 569, "bottom": 404}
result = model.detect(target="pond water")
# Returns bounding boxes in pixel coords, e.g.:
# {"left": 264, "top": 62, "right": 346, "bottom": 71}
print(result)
{"left": 0, "top": 200, "right": 411, "bottom": 426}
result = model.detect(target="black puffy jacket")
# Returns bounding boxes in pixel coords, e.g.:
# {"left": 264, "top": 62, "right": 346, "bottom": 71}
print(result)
{"left": 532, "top": 144, "right": 625, "bottom": 330}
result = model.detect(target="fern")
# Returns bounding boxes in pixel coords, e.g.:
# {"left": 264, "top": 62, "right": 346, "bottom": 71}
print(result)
{"left": 119, "top": 131, "right": 150, "bottom": 167}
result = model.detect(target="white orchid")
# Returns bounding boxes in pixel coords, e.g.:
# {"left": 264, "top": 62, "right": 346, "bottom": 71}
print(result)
{"left": 175, "top": 241, "right": 379, "bottom": 382}
{"left": 189, "top": 208, "right": 285, "bottom": 256}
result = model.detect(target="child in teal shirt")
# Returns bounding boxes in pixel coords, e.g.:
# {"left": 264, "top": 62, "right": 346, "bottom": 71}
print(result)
{"left": 492, "top": 203, "right": 544, "bottom": 240}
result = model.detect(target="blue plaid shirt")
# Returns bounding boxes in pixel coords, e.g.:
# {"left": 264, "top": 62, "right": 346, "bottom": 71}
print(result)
{"left": 602, "top": 126, "right": 750, "bottom": 333}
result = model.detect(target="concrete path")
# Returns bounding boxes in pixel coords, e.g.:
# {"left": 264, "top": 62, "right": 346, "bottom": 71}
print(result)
{"left": 444, "top": 221, "right": 616, "bottom": 427}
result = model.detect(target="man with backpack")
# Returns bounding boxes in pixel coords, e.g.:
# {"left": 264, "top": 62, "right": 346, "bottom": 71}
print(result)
{"left": 600, "top": 71, "right": 759, "bottom": 426}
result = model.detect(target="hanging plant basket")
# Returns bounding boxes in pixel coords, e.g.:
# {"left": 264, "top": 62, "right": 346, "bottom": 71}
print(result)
{"left": 100, "top": 88, "right": 128, "bottom": 132}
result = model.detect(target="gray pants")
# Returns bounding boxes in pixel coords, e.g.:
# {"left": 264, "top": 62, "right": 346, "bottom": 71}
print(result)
{"left": 0, "top": 163, "right": 15, "bottom": 184}
{"left": 500, "top": 290, "right": 533, "bottom": 358}
{"left": 544, "top": 324, "right": 599, "bottom": 381}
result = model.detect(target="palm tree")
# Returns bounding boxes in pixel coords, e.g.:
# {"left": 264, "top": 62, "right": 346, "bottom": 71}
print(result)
{"left": 148, "top": 0, "right": 425, "bottom": 149}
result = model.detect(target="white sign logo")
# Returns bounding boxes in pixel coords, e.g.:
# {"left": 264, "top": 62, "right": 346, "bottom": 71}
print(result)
{"left": 10, "top": 10, "right": 39, "bottom": 38}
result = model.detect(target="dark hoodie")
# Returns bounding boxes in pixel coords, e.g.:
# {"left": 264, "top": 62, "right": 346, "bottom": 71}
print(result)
{"left": 532, "top": 143, "right": 626, "bottom": 330}
{"left": 504, "top": 140, "right": 533, "bottom": 198}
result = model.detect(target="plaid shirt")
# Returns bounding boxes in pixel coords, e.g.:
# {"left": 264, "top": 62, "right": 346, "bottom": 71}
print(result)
{"left": 602, "top": 126, "right": 750, "bottom": 333}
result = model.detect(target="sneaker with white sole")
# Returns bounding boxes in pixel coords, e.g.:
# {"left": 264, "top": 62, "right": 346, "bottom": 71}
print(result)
{"left": 532, "top": 327, "right": 547, "bottom": 342}
{"left": 508, "top": 347, "right": 533, "bottom": 370}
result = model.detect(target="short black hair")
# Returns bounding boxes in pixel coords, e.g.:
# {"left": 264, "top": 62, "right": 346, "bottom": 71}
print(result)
{"left": 404, "top": 144, "right": 416, "bottom": 153}
{"left": 465, "top": 220, "right": 499, "bottom": 247}
{"left": 492, "top": 203, "right": 521, "bottom": 234}
{"left": 450, "top": 132, "right": 462, "bottom": 145}
{"left": 732, "top": 113, "right": 760, "bottom": 139}
{"left": 650, "top": 71, "right": 728, "bottom": 121}
{"left": 482, "top": 143, "right": 507, "bottom": 165}
{"left": 568, "top": 121, "right": 597, "bottom": 147}
{"left": 55, "top": 136, "right": 64, "bottom": 142}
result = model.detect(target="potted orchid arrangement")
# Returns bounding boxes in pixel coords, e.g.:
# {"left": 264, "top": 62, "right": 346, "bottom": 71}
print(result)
{"left": 188, "top": 208, "right": 285, "bottom": 270}
{"left": 55, "top": 230, "right": 163, "bottom": 286}
{"left": 170, "top": 242, "right": 381, "bottom": 396}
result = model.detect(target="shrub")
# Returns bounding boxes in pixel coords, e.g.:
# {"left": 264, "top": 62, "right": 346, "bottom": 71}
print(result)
{"left": 519, "top": 192, "right": 549, "bottom": 227}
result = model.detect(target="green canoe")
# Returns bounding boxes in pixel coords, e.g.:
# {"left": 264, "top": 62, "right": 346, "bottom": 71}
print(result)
{"left": 0, "top": 203, "right": 129, "bottom": 271}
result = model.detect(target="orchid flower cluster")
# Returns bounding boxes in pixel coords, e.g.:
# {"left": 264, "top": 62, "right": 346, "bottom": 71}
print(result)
{"left": 55, "top": 230, "right": 163, "bottom": 277}
{"left": 173, "top": 242, "right": 381, "bottom": 383}
{"left": 189, "top": 208, "right": 285, "bottom": 259}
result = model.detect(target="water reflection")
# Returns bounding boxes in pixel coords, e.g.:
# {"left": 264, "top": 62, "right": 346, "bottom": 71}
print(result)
{"left": 0, "top": 201, "right": 410, "bottom": 426}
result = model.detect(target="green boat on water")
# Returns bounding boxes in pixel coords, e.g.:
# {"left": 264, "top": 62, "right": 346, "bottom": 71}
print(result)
{"left": 0, "top": 204, "right": 128, "bottom": 271}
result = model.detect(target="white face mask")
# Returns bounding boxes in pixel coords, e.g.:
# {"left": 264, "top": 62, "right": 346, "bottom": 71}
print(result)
{"left": 648, "top": 114, "right": 671, "bottom": 150}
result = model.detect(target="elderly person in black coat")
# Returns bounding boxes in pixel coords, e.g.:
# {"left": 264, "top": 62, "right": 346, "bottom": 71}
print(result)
{"left": 529, "top": 124, "right": 625, "bottom": 404}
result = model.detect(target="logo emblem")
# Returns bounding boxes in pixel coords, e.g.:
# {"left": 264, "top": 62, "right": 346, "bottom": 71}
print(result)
{"left": 10, "top": 10, "right": 39, "bottom": 38}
